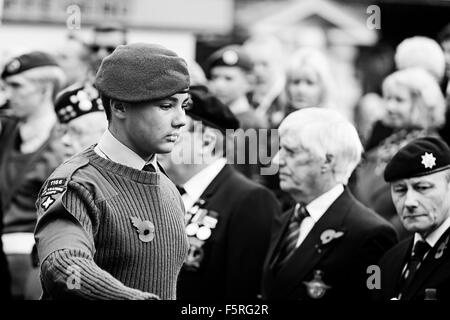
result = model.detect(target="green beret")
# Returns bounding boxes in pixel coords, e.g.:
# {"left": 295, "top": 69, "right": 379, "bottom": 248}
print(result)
{"left": 204, "top": 45, "right": 253, "bottom": 78}
{"left": 95, "top": 43, "right": 190, "bottom": 102}
{"left": 1, "top": 51, "right": 59, "bottom": 79}
{"left": 187, "top": 85, "right": 240, "bottom": 133}
{"left": 384, "top": 137, "right": 450, "bottom": 182}
{"left": 55, "top": 84, "right": 104, "bottom": 123}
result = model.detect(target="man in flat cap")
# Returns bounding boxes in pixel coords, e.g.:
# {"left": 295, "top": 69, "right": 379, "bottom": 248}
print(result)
{"left": 261, "top": 108, "right": 397, "bottom": 301}
{"left": 34, "top": 43, "right": 190, "bottom": 300}
{"left": 377, "top": 137, "right": 450, "bottom": 300}
{"left": 160, "top": 85, "right": 280, "bottom": 300}
{"left": 55, "top": 83, "right": 107, "bottom": 159}
{"left": 0, "top": 51, "right": 67, "bottom": 299}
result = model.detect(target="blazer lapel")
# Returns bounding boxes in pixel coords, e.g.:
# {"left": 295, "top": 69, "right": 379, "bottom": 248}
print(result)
{"left": 271, "top": 189, "right": 352, "bottom": 297}
{"left": 403, "top": 228, "right": 450, "bottom": 299}
{"left": 199, "top": 164, "right": 232, "bottom": 203}
{"left": 266, "top": 207, "right": 295, "bottom": 271}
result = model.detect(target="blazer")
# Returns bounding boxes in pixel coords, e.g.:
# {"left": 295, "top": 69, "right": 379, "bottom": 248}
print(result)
{"left": 177, "top": 165, "right": 280, "bottom": 300}
{"left": 261, "top": 188, "right": 397, "bottom": 300}
{"left": 376, "top": 227, "right": 450, "bottom": 300}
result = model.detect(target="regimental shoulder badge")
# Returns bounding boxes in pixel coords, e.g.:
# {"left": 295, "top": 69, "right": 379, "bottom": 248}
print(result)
{"left": 303, "top": 270, "right": 331, "bottom": 299}
{"left": 130, "top": 216, "right": 155, "bottom": 243}
{"left": 183, "top": 199, "right": 219, "bottom": 271}
{"left": 40, "top": 178, "right": 67, "bottom": 211}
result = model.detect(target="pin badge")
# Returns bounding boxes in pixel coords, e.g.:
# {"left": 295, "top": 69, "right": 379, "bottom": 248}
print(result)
{"left": 303, "top": 270, "right": 331, "bottom": 299}
{"left": 130, "top": 216, "right": 155, "bottom": 243}
{"left": 435, "top": 235, "right": 449, "bottom": 259}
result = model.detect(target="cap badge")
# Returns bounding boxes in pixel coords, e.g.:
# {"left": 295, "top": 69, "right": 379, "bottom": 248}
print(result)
{"left": 303, "top": 270, "right": 331, "bottom": 299}
{"left": 130, "top": 216, "right": 155, "bottom": 243}
{"left": 421, "top": 152, "right": 436, "bottom": 169}
{"left": 222, "top": 50, "right": 239, "bottom": 65}
{"left": 6, "top": 59, "right": 21, "bottom": 73}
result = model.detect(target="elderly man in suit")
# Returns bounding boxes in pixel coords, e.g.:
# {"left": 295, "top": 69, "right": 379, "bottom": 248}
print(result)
{"left": 261, "top": 107, "right": 397, "bottom": 300}
{"left": 377, "top": 137, "right": 450, "bottom": 300}
{"left": 161, "top": 85, "right": 280, "bottom": 300}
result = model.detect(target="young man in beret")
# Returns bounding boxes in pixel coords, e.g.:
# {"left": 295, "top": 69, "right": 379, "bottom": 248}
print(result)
{"left": 160, "top": 85, "right": 280, "bottom": 300}
{"left": 54, "top": 83, "right": 108, "bottom": 158}
{"left": 0, "top": 51, "right": 67, "bottom": 299}
{"left": 377, "top": 137, "right": 450, "bottom": 300}
{"left": 34, "top": 43, "right": 190, "bottom": 300}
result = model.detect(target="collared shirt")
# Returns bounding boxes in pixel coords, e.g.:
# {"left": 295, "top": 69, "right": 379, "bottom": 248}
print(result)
{"left": 181, "top": 158, "right": 227, "bottom": 211}
{"left": 94, "top": 129, "right": 157, "bottom": 170}
{"left": 295, "top": 184, "right": 344, "bottom": 247}
{"left": 412, "top": 215, "right": 450, "bottom": 257}
{"left": 229, "top": 96, "right": 252, "bottom": 115}
{"left": 20, "top": 111, "right": 57, "bottom": 154}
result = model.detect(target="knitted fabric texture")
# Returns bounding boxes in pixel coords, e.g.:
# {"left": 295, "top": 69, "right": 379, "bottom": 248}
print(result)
{"left": 35, "top": 147, "right": 188, "bottom": 299}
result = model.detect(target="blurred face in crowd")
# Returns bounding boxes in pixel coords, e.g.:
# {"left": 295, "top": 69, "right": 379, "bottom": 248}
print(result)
{"left": 61, "top": 112, "right": 107, "bottom": 157}
{"left": 251, "top": 49, "right": 278, "bottom": 89}
{"left": 391, "top": 170, "right": 450, "bottom": 237}
{"left": 57, "top": 39, "right": 90, "bottom": 86}
{"left": 3, "top": 72, "right": 47, "bottom": 120}
{"left": 276, "top": 130, "right": 326, "bottom": 204}
{"left": 209, "top": 66, "right": 250, "bottom": 106}
{"left": 117, "top": 93, "right": 189, "bottom": 159}
{"left": 383, "top": 83, "right": 413, "bottom": 128}
{"left": 287, "top": 66, "right": 323, "bottom": 109}
{"left": 90, "top": 29, "right": 126, "bottom": 72}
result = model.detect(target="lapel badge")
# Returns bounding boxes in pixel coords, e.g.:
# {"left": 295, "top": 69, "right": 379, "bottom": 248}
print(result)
{"left": 184, "top": 237, "right": 205, "bottom": 271}
{"left": 317, "top": 229, "right": 345, "bottom": 252}
{"left": 435, "top": 235, "right": 449, "bottom": 259}
{"left": 130, "top": 216, "right": 155, "bottom": 243}
{"left": 303, "top": 270, "right": 331, "bottom": 299}
{"left": 6, "top": 59, "right": 21, "bottom": 73}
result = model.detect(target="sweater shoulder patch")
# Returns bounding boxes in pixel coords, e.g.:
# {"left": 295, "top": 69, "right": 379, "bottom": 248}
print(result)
{"left": 39, "top": 155, "right": 89, "bottom": 212}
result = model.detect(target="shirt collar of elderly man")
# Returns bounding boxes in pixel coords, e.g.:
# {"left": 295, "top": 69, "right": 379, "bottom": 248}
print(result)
{"left": 384, "top": 137, "right": 450, "bottom": 245}
{"left": 273, "top": 107, "right": 362, "bottom": 207}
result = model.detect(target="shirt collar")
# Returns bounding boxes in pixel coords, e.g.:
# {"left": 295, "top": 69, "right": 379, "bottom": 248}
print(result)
{"left": 306, "top": 184, "right": 344, "bottom": 223}
{"left": 183, "top": 158, "right": 227, "bottom": 202}
{"left": 229, "top": 96, "right": 251, "bottom": 114}
{"left": 95, "top": 129, "right": 157, "bottom": 170}
{"left": 19, "top": 111, "right": 57, "bottom": 153}
{"left": 414, "top": 215, "right": 450, "bottom": 248}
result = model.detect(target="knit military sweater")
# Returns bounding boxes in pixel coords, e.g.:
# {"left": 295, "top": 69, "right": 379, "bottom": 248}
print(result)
{"left": 34, "top": 147, "right": 188, "bottom": 300}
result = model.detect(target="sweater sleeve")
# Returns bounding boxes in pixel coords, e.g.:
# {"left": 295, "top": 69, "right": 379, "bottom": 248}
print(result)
{"left": 36, "top": 181, "right": 160, "bottom": 300}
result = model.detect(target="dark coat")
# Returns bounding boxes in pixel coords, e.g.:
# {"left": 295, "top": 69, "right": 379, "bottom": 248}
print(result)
{"left": 376, "top": 227, "right": 450, "bottom": 300}
{"left": 177, "top": 165, "right": 280, "bottom": 300}
{"left": 261, "top": 188, "right": 397, "bottom": 300}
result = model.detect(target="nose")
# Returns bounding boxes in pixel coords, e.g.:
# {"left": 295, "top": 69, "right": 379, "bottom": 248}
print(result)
{"left": 404, "top": 189, "right": 419, "bottom": 212}
{"left": 272, "top": 151, "right": 280, "bottom": 166}
{"left": 173, "top": 106, "right": 187, "bottom": 128}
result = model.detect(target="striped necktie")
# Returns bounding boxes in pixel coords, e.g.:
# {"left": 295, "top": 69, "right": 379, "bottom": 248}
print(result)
{"left": 276, "top": 203, "right": 309, "bottom": 269}
{"left": 397, "top": 240, "right": 430, "bottom": 298}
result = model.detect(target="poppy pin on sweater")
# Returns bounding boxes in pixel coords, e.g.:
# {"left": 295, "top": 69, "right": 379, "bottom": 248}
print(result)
{"left": 130, "top": 216, "right": 155, "bottom": 243}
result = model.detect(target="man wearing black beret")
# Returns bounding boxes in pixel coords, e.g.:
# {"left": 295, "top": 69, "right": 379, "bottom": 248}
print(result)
{"left": 377, "top": 137, "right": 450, "bottom": 300}
{"left": 0, "top": 51, "right": 67, "bottom": 299}
{"left": 160, "top": 85, "right": 280, "bottom": 300}
{"left": 34, "top": 43, "right": 190, "bottom": 300}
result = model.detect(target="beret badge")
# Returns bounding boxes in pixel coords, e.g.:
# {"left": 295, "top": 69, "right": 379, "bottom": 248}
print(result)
{"left": 6, "top": 59, "right": 21, "bottom": 73}
{"left": 222, "top": 50, "right": 239, "bottom": 65}
{"left": 421, "top": 152, "right": 436, "bottom": 169}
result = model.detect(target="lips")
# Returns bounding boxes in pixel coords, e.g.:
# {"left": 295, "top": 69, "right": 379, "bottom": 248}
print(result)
{"left": 165, "top": 133, "right": 179, "bottom": 142}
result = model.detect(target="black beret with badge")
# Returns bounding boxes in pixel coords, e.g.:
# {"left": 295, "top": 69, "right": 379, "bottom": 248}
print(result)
{"left": 1, "top": 51, "right": 59, "bottom": 79}
{"left": 95, "top": 43, "right": 190, "bottom": 103}
{"left": 384, "top": 136, "right": 450, "bottom": 182}
{"left": 187, "top": 85, "right": 240, "bottom": 133}
{"left": 54, "top": 84, "right": 104, "bottom": 123}
{"left": 204, "top": 45, "right": 253, "bottom": 78}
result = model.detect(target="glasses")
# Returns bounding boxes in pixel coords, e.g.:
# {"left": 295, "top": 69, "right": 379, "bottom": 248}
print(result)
{"left": 89, "top": 44, "right": 116, "bottom": 54}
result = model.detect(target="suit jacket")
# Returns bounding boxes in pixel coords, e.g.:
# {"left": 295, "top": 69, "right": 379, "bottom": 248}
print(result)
{"left": 376, "top": 227, "right": 450, "bottom": 300}
{"left": 261, "top": 188, "right": 397, "bottom": 300}
{"left": 177, "top": 165, "right": 280, "bottom": 300}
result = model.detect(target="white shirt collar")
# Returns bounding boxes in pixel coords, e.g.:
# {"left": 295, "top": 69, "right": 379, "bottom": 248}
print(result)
{"left": 306, "top": 184, "right": 345, "bottom": 223}
{"left": 94, "top": 129, "right": 157, "bottom": 170}
{"left": 414, "top": 215, "right": 450, "bottom": 248}
{"left": 229, "top": 96, "right": 251, "bottom": 115}
{"left": 182, "top": 158, "right": 227, "bottom": 209}
{"left": 19, "top": 112, "right": 56, "bottom": 153}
